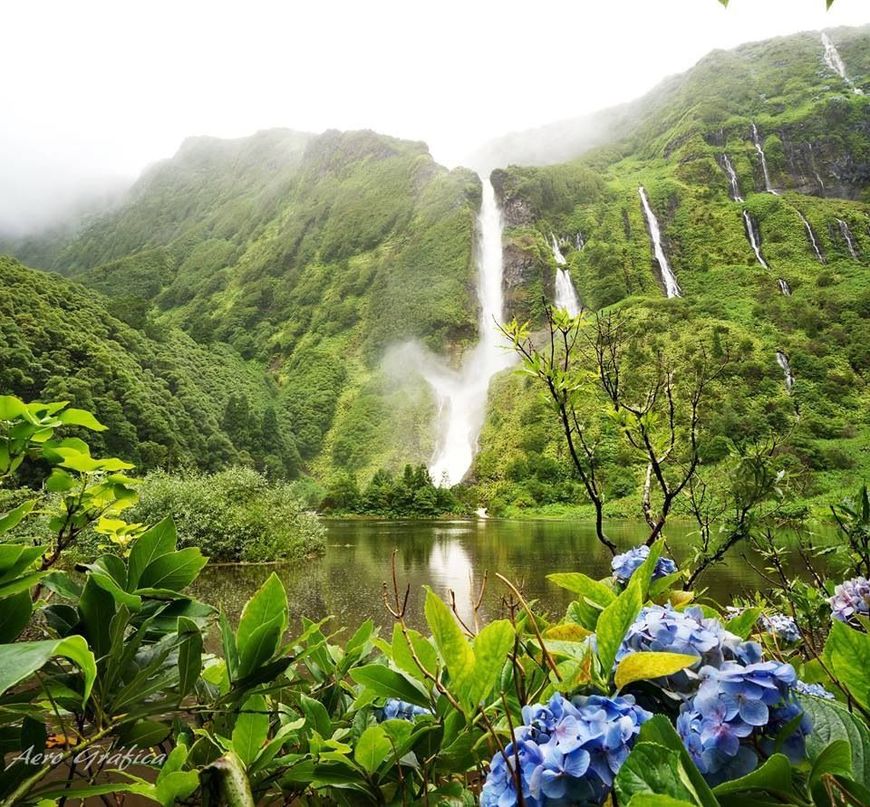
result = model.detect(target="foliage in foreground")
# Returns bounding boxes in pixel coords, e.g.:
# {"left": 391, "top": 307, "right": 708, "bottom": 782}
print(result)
{"left": 0, "top": 395, "right": 868, "bottom": 806}
{"left": 129, "top": 466, "right": 325, "bottom": 562}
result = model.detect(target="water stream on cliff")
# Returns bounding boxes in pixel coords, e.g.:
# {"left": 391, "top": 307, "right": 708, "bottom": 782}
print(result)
{"left": 638, "top": 186, "right": 681, "bottom": 298}
{"left": 797, "top": 211, "right": 824, "bottom": 263}
{"left": 722, "top": 154, "right": 743, "bottom": 202}
{"left": 551, "top": 234, "right": 581, "bottom": 315}
{"left": 425, "top": 176, "right": 513, "bottom": 486}
{"left": 751, "top": 123, "right": 778, "bottom": 195}
{"left": 837, "top": 218, "right": 859, "bottom": 258}
{"left": 776, "top": 351, "right": 795, "bottom": 392}
{"left": 778, "top": 279, "right": 792, "bottom": 296}
{"left": 742, "top": 210, "right": 768, "bottom": 269}
{"left": 822, "top": 32, "right": 863, "bottom": 94}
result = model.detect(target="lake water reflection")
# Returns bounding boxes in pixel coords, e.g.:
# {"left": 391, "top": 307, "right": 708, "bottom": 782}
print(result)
{"left": 191, "top": 518, "right": 811, "bottom": 633}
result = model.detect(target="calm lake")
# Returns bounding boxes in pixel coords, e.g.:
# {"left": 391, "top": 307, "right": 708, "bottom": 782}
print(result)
{"left": 191, "top": 518, "right": 818, "bottom": 633}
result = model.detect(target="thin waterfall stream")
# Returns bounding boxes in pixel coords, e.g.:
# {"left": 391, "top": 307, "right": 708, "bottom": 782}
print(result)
{"left": 797, "top": 211, "right": 824, "bottom": 263}
{"left": 822, "top": 32, "right": 863, "bottom": 94}
{"left": 638, "top": 186, "right": 681, "bottom": 298}
{"left": 751, "top": 123, "right": 778, "bottom": 195}
{"left": 551, "top": 234, "right": 581, "bottom": 315}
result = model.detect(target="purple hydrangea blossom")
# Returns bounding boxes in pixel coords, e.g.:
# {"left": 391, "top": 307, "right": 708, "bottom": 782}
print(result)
{"left": 611, "top": 545, "right": 678, "bottom": 585}
{"left": 829, "top": 576, "right": 870, "bottom": 623}
{"left": 759, "top": 613, "right": 800, "bottom": 643}
{"left": 482, "top": 693, "right": 651, "bottom": 806}
{"left": 378, "top": 699, "right": 431, "bottom": 721}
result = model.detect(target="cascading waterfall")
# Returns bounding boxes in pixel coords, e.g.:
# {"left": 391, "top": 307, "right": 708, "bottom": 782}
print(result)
{"left": 575, "top": 231, "right": 585, "bottom": 250}
{"left": 638, "top": 186, "right": 681, "bottom": 298}
{"left": 751, "top": 123, "right": 778, "bottom": 195}
{"left": 837, "top": 218, "right": 859, "bottom": 258}
{"left": 821, "top": 32, "right": 863, "bottom": 94}
{"left": 550, "top": 233, "right": 581, "bottom": 315}
{"left": 778, "top": 279, "right": 792, "bottom": 296}
{"left": 776, "top": 351, "right": 795, "bottom": 392}
{"left": 721, "top": 154, "right": 743, "bottom": 202}
{"left": 426, "top": 176, "right": 514, "bottom": 487}
{"left": 742, "top": 210, "right": 769, "bottom": 269}
{"left": 797, "top": 211, "right": 824, "bottom": 263}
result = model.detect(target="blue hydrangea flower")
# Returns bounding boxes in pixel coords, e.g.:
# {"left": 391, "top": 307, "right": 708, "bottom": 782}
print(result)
{"left": 759, "top": 612, "right": 800, "bottom": 643}
{"left": 794, "top": 680, "right": 835, "bottom": 700}
{"left": 611, "top": 545, "right": 678, "bottom": 585}
{"left": 378, "top": 698, "right": 431, "bottom": 721}
{"left": 482, "top": 693, "right": 651, "bottom": 806}
{"left": 829, "top": 576, "right": 870, "bottom": 623}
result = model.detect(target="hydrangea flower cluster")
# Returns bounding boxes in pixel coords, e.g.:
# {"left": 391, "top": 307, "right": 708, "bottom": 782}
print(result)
{"left": 677, "top": 660, "right": 808, "bottom": 785}
{"left": 611, "top": 545, "right": 678, "bottom": 585}
{"left": 829, "top": 576, "right": 870, "bottom": 623}
{"left": 377, "top": 698, "right": 431, "bottom": 722}
{"left": 759, "top": 612, "right": 800, "bottom": 643}
{"left": 482, "top": 693, "right": 651, "bottom": 807}
{"left": 616, "top": 605, "right": 760, "bottom": 688}
{"left": 794, "top": 680, "right": 835, "bottom": 700}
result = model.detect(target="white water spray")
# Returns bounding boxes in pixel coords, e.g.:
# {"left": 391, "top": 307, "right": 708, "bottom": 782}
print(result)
{"left": 837, "top": 218, "right": 859, "bottom": 258}
{"left": 742, "top": 210, "right": 768, "bottom": 269}
{"left": 776, "top": 351, "right": 794, "bottom": 392}
{"left": 550, "top": 233, "right": 567, "bottom": 265}
{"left": 797, "top": 212, "right": 824, "bottom": 263}
{"left": 722, "top": 154, "right": 743, "bottom": 202}
{"left": 425, "top": 177, "right": 513, "bottom": 487}
{"left": 575, "top": 231, "right": 585, "bottom": 250}
{"left": 550, "top": 233, "right": 581, "bottom": 314}
{"left": 751, "top": 123, "right": 778, "bottom": 195}
{"left": 821, "top": 32, "right": 863, "bottom": 94}
{"left": 778, "top": 278, "right": 792, "bottom": 296}
{"left": 638, "top": 186, "right": 681, "bottom": 298}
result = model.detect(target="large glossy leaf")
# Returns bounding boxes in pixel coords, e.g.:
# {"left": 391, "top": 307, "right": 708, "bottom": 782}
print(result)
{"left": 0, "top": 500, "right": 35, "bottom": 535}
{"left": 0, "top": 544, "right": 43, "bottom": 578}
{"left": 136, "top": 547, "right": 207, "bottom": 593}
{"left": 177, "top": 616, "right": 202, "bottom": 698}
{"left": 800, "top": 694, "right": 870, "bottom": 787}
{"left": 712, "top": 753, "right": 796, "bottom": 798}
{"left": 354, "top": 724, "right": 392, "bottom": 774}
{"left": 391, "top": 623, "right": 438, "bottom": 682}
{"left": 465, "top": 619, "right": 514, "bottom": 705}
{"left": 350, "top": 664, "right": 430, "bottom": 707}
{"left": 299, "top": 693, "right": 332, "bottom": 738}
{"left": 128, "top": 517, "right": 177, "bottom": 589}
{"left": 0, "top": 591, "right": 32, "bottom": 642}
{"left": 424, "top": 587, "right": 474, "bottom": 693}
{"left": 614, "top": 742, "right": 701, "bottom": 804}
{"left": 725, "top": 607, "right": 762, "bottom": 640}
{"left": 57, "top": 407, "right": 107, "bottom": 431}
{"left": 0, "top": 635, "right": 95, "bottom": 705}
{"left": 236, "top": 573, "right": 288, "bottom": 659}
{"left": 614, "top": 651, "right": 698, "bottom": 690}
{"left": 824, "top": 620, "right": 870, "bottom": 711}
{"left": 233, "top": 694, "right": 269, "bottom": 766}
{"left": 550, "top": 572, "right": 615, "bottom": 629}
{"left": 596, "top": 576, "right": 643, "bottom": 675}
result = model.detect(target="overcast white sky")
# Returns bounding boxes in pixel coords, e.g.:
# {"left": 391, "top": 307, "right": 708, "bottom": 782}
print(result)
{"left": 1, "top": 0, "right": 868, "bottom": 234}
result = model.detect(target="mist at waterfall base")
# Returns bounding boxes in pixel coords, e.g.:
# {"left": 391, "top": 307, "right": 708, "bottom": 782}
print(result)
{"left": 383, "top": 178, "right": 514, "bottom": 488}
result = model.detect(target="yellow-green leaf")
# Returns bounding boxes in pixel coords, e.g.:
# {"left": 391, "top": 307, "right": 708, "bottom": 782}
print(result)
{"left": 615, "top": 651, "right": 699, "bottom": 690}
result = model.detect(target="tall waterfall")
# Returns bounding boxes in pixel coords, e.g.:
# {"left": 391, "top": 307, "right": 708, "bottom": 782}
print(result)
{"left": 722, "top": 154, "right": 743, "bottom": 202}
{"left": 742, "top": 210, "right": 768, "bottom": 269}
{"left": 776, "top": 351, "right": 795, "bottom": 392}
{"left": 638, "top": 187, "right": 682, "bottom": 298}
{"left": 751, "top": 123, "right": 778, "bottom": 195}
{"left": 797, "top": 212, "right": 824, "bottom": 263}
{"left": 426, "top": 176, "right": 513, "bottom": 487}
{"left": 778, "top": 278, "right": 792, "bottom": 296}
{"left": 550, "top": 233, "right": 581, "bottom": 314}
{"left": 822, "top": 32, "right": 863, "bottom": 94}
{"left": 837, "top": 218, "right": 859, "bottom": 258}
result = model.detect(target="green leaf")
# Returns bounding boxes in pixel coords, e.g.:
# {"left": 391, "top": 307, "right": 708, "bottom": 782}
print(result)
{"left": 233, "top": 694, "right": 269, "bottom": 767}
{"left": 712, "top": 753, "right": 795, "bottom": 798}
{"left": 57, "top": 407, "right": 107, "bottom": 431}
{"left": 824, "top": 621, "right": 870, "bottom": 711}
{"left": 0, "top": 591, "right": 33, "bottom": 642}
{"left": 614, "top": 742, "right": 700, "bottom": 804}
{"left": 84, "top": 556, "right": 141, "bottom": 610}
{"left": 136, "top": 547, "right": 207, "bottom": 592}
{"left": 391, "top": 623, "right": 438, "bottom": 682}
{"left": 128, "top": 517, "right": 177, "bottom": 590}
{"left": 0, "top": 543, "right": 43, "bottom": 577}
{"left": 0, "top": 500, "right": 35, "bottom": 534}
{"left": 550, "top": 572, "right": 615, "bottom": 629}
{"left": 0, "top": 395, "right": 28, "bottom": 420}
{"left": 726, "top": 607, "right": 762, "bottom": 640}
{"left": 237, "top": 620, "right": 283, "bottom": 679}
{"left": 800, "top": 694, "right": 870, "bottom": 787}
{"left": 637, "top": 716, "right": 719, "bottom": 807}
{"left": 810, "top": 739, "right": 852, "bottom": 795}
{"left": 424, "top": 587, "right": 474, "bottom": 692}
{"left": 177, "top": 616, "right": 202, "bottom": 698}
{"left": 236, "top": 573, "right": 288, "bottom": 658}
{"left": 350, "top": 664, "right": 430, "bottom": 707}
{"left": 354, "top": 724, "right": 392, "bottom": 774}
{"left": 596, "top": 575, "right": 643, "bottom": 676}
{"left": 0, "top": 635, "right": 95, "bottom": 705}
{"left": 627, "top": 797, "right": 700, "bottom": 807}
{"left": 466, "top": 619, "right": 514, "bottom": 704}
{"left": 299, "top": 693, "right": 332, "bottom": 738}
{"left": 119, "top": 718, "right": 171, "bottom": 747}
{"left": 614, "top": 651, "right": 699, "bottom": 690}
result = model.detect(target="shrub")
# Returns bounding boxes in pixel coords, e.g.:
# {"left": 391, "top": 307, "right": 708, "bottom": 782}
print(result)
{"left": 130, "top": 466, "right": 325, "bottom": 562}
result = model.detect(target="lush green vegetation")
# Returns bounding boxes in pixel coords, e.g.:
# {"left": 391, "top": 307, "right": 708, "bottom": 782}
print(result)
{"left": 129, "top": 467, "right": 324, "bottom": 562}
{"left": 0, "top": 396, "right": 868, "bottom": 806}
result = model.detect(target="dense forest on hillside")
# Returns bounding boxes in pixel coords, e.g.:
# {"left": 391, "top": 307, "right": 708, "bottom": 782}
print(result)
{"left": 1, "top": 26, "right": 868, "bottom": 519}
